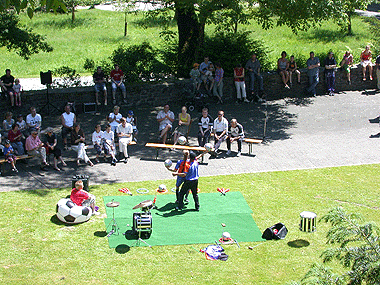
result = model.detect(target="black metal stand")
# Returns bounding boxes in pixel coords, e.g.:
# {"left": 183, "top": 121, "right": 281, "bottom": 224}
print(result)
{"left": 40, "top": 84, "right": 60, "bottom": 114}
{"left": 106, "top": 206, "right": 119, "bottom": 237}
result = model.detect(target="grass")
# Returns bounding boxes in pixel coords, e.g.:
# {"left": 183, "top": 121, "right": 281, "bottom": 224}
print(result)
{"left": 0, "top": 9, "right": 374, "bottom": 78}
{"left": 1, "top": 164, "right": 380, "bottom": 284}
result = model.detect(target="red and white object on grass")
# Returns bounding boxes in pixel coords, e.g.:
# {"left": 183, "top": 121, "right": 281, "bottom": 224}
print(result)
{"left": 217, "top": 188, "right": 230, "bottom": 195}
{"left": 119, "top": 188, "right": 132, "bottom": 195}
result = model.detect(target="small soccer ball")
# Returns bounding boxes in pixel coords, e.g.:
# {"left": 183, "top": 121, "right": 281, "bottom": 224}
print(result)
{"left": 164, "top": 159, "right": 172, "bottom": 168}
{"left": 204, "top": 143, "right": 213, "bottom": 152}
{"left": 56, "top": 198, "right": 92, "bottom": 224}
{"left": 222, "top": 232, "right": 231, "bottom": 239}
{"left": 158, "top": 184, "right": 167, "bottom": 192}
{"left": 178, "top": 136, "right": 187, "bottom": 145}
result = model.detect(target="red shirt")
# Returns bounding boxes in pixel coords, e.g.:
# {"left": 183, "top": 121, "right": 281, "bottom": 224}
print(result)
{"left": 234, "top": 67, "right": 245, "bottom": 82}
{"left": 178, "top": 160, "right": 190, "bottom": 173}
{"left": 110, "top": 69, "right": 124, "bottom": 82}
{"left": 70, "top": 188, "right": 89, "bottom": 206}
{"left": 8, "top": 129, "right": 22, "bottom": 142}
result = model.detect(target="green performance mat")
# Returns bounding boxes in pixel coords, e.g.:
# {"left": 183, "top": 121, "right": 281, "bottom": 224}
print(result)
{"left": 103, "top": 192, "right": 264, "bottom": 248}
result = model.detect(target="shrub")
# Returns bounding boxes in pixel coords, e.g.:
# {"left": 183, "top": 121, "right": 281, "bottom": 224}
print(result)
{"left": 200, "top": 31, "right": 271, "bottom": 77}
{"left": 83, "top": 58, "right": 95, "bottom": 71}
{"left": 110, "top": 42, "right": 171, "bottom": 82}
{"left": 51, "top": 66, "right": 81, "bottom": 88}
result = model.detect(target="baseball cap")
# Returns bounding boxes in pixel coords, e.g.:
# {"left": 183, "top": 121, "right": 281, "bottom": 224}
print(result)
{"left": 128, "top": 110, "right": 134, "bottom": 116}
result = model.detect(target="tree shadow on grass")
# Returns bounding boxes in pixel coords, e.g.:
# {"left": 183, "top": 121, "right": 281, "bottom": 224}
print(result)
{"left": 298, "top": 29, "right": 351, "bottom": 43}
{"left": 132, "top": 16, "right": 176, "bottom": 28}
{"left": 287, "top": 239, "right": 310, "bottom": 248}
{"left": 31, "top": 18, "right": 95, "bottom": 29}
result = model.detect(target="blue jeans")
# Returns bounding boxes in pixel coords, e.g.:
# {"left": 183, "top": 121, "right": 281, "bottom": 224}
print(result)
{"left": 248, "top": 72, "right": 263, "bottom": 93}
{"left": 11, "top": 141, "right": 24, "bottom": 155}
{"left": 307, "top": 74, "right": 319, "bottom": 95}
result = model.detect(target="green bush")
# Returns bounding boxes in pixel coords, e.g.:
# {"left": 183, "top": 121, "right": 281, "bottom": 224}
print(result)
{"left": 110, "top": 42, "right": 171, "bottom": 82}
{"left": 51, "top": 66, "right": 81, "bottom": 88}
{"left": 200, "top": 31, "right": 271, "bottom": 77}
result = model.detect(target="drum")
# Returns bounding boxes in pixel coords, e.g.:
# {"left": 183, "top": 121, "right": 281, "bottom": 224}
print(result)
{"left": 133, "top": 212, "right": 152, "bottom": 237}
{"left": 299, "top": 211, "right": 317, "bottom": 232}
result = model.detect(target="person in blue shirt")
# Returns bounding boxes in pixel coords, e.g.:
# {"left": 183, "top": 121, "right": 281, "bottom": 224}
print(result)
{"left": 3, "top": 139, "right": 18, "bottom": 172}
{"left": 176, "top": 151, "right": 201, "bottom": 211}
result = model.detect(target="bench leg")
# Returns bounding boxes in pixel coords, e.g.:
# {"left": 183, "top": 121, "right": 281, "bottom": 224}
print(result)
{"left": 248, "top": 144, "right": 252, "bottom": 155}
{"left": 155, "top": 148, "right": 159, "bottom": 160}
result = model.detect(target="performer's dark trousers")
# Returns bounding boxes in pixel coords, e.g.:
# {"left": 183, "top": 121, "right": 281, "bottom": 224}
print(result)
{"left": 178, "top": 180, "right": 199, "bottom": 210}
{"left": 226, "top": 137, "right": 243, "bottom": 152}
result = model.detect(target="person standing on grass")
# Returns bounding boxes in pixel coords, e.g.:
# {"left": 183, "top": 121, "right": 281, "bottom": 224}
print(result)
{"left": 306, "top": 51, "right": 320, "bottom": 97}
{"left": 324, "top": 52, "right": 337, "bottom": 96}
{"left": 166, "top": 150, "right": 190, "bottom": 203}
{"left": 175, "top": 151, "right": 201, "bottom": 211}
{"left": 110, "top": 64, "right": 127, "bottom": 105}
{"left": 93, "top": 66, "right": 108, "bottom": 106}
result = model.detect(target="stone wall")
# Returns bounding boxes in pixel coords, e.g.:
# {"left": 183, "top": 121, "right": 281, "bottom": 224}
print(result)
{"left": 1, "top": 64, "right": 376, "bottom": 116}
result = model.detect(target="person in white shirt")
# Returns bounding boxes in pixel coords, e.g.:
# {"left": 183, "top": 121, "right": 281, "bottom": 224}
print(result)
{"left": 92, "top": 124, "right": 103, "bottom": 163}
{"left": 102, "top": 124, "right": 118, "bottom": 165}
{"left": 117, "top": 117, "right": 133, "bottom": 163}
{"left": 26, "top": 107, "right": 42, "bottom": 134}
{"left": 213, "top": 110, "right": 228, "bottom": 154}
{"left": 108, "top": 105, "right": 123, "bottom": 134}
{"left": 156, "top": 104, "right": 175, "bottom": 144}
{"left": 61, "top": 104, "right": 76, "bottom": 149}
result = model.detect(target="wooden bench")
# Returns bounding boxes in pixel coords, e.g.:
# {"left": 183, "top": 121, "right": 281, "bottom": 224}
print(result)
{"left": 0, "top": 154, "right": 34, "bottom": 175}
{"left": 83, "top": 141, "right": 136, "bottom": 150}
{"left": 145, "top": 143, "right": 206, "bottom": 159}
{"left": 243, "top": 138, "right": 263, "bottom": 155}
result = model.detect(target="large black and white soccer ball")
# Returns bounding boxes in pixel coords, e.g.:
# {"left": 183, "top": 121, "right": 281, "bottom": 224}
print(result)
{"left": 56, "top": 198, "right": 93, "bottom": 224}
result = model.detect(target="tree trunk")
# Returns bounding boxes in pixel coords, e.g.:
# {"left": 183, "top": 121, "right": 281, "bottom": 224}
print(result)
{"left": 71, "top": 5, "right": 75, "bottom": 23}
{"left": 176, "top": 5, "right": 200, "bottom": 77}
{"left": 347, "top": 13, "right": 352, "bottom": 35}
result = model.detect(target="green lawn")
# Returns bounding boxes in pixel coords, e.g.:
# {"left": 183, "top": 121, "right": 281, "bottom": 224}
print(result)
{"left": 1, "top": 164, "right": 379, "bottom": 284}
{"left": 0, "top": 9, "right": 374, "bottom": 78}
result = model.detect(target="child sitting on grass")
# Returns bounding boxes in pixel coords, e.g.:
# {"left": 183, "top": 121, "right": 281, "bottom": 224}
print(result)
{"left": 70, "top": 180, "right": 99, "bottom": 215}
{"left": 3, "top": 139, "right": 18, "bottom": 172}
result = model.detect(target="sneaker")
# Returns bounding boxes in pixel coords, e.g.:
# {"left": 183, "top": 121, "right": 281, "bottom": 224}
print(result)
{"left": 104, "top": 101, "right": 107, "bottom": 106}
{"left": 184, "top": 198, "right": 189, "bottom": 203}
{"left": 124, "top": 158, "right": 128, "bottom": 164}
{"left": 237, "top": 151, "right": 241, "bottom": 157}
{"left": 370, "top": 76, "right": 373, "bottom": 81}
{"left": 93, "top": 211, "right": 100, "bottom": 216}
{"left": 244, "top": 98, "right": 250, "bottom": 103}
{"left": 175, "top": 206, "right": 182, "bottom": 211}
{"left": 95, "top": 206, "right": 99, "bottom": 212}
{"left": 226, "top": 150, "right": 231, "bottom": 156}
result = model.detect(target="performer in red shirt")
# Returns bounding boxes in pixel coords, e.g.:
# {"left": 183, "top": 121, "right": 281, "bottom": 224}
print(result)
{"left": 70, "top": 180, "right": 98, "bottom": 215}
